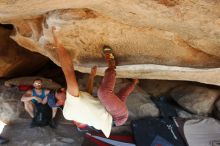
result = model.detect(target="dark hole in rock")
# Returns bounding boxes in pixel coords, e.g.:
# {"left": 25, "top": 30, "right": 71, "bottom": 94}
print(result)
{"left": 0, "top": 24, "right": 13, "bottom": 30}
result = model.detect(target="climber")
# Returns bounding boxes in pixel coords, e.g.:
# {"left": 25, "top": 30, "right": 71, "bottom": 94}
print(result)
{"left": 51, "top": 27, "right": 138, "bottom": 137}
{"left": 21, "top": 79, "right": 55, "bottom": 128}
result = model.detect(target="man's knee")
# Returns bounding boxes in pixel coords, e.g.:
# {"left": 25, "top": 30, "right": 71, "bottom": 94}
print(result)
{"left": 24, "top": 101, "right": 32, "bottom": 106}
{"left": 24, "top": 101, "right": 33, "bottom": 111}
{"left": 24, "top": 106, "right": 33, "bottom": 113}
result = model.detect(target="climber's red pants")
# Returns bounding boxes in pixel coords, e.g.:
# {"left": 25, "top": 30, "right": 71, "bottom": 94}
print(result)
{"left": 97, "top": 67, "right": 136, "bottom": 126}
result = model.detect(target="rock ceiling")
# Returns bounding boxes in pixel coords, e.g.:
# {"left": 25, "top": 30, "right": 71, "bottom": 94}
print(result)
{"left": 0, "top": 0, "right": 220, "bottom": 85}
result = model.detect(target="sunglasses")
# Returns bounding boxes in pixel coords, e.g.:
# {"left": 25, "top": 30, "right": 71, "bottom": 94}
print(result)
{"left": 34, "top": 82, "right": 42, "bottom": 86}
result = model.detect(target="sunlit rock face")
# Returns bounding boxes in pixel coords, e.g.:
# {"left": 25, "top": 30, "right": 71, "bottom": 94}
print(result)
{"left": 0, "top": 0, "right": 220, "bottom": 85}
{"left": 0, "top": 26, "right": 48, "bottom": 77}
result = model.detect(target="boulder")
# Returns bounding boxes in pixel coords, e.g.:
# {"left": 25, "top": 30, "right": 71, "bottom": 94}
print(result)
{"left": 177, "top": 109, "right": 202, "bottom": 119}
{"left": 139, "top": 79, "right": 187, "bottom": 97}
{"left": 0, "top": 85, "right": 24, "bottom": 124}
{"left": 125, "top": 86, "right": 159, "bottom": 121}
{"left": 171, "top": 85, "right": 220, "bottom": 116}
{"left": 0, "top": 1, "right": 220, "bottom": 85}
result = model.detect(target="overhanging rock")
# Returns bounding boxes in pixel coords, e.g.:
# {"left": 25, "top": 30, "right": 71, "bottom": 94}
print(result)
{"left": 0, "top": 0, "right": 220, "bottom": 85}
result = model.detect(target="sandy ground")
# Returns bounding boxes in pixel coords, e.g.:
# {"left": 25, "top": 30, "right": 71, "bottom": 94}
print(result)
{"left": 1, "top": 119, "right": 84, "bottom": 146}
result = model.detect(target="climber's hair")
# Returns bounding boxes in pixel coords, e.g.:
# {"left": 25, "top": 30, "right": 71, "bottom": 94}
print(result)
{"left": 56, "top": 88, "right": 66, "bottom": 94}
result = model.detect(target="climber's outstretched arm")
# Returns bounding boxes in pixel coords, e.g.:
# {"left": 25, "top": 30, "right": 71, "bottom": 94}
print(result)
{"left": 52, "top": 27, "right": 79, "bottom": 97}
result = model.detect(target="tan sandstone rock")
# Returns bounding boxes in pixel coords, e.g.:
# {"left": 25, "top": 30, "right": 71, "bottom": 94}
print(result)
{"left": 0, "top": 0, "right": 220, "bottom": 85}
{"left": 171, "top": 85, "right": 220, "bottom": 115}
{"left": 0, "top": 26, "right": 48, "bottom": 77}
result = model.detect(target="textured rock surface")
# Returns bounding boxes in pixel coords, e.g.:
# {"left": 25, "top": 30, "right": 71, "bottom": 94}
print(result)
{"left": 2, "top": 120, "right": 83, "bottom": 146}
{"left": 139, "top": 79, "right": 187, "bottom": 97}
{"left": 0, "top": 85, "right": 24, "bottom": 124}
{"left": 0, "top": 26, "right": 48, "bottom": 77}
{"left": 0, "top": 0, "right": 220, "bottom": 85}
{"left": 171, "top": 85, "right": 220, "bottom": 115}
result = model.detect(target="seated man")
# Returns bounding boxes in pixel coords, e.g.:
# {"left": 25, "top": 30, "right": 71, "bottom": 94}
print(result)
{"left": 21, "top": 79, "right": 51, "bottom": 127}
{"left": 52, "top": 27, "right": 138, "bottom": 137}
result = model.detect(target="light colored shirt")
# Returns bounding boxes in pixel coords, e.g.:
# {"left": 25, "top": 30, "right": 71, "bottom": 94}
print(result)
{"left": 63, "top": 91, "right": 113, "bottom": 137}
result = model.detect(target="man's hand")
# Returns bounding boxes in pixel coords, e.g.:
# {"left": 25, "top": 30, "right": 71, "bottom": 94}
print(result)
{"left": 91, "top": 66, "right": 97, "bottom": 76}
{"left": 42, "top": 96, "right": 48, "bottom": 104}
{"left": 51, "top": 26, "right": 61, "bottom": 47}
{"left": 33, "top": 97, "right": 43, "bottom": 103}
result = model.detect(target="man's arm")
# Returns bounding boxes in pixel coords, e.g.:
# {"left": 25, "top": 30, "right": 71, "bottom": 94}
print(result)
{"left": 42, "top": 96, "right": 48, "bottom": 104}
{"left": 52, "top": 27, "right": 79, "bottom": 97}
{"left": 21, "top": 90, "right": 42, "bottom": 103}
{"left": 87, "top": 66, "right": 97, "bottom": 94}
